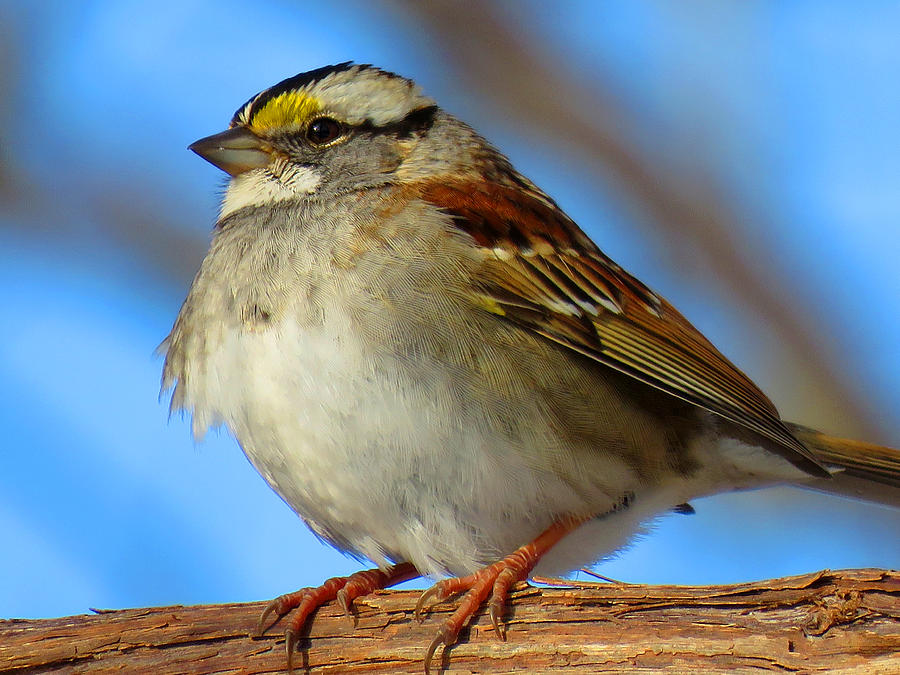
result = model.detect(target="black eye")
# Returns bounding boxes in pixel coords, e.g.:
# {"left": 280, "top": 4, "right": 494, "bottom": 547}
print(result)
{"left": 306, "top": 117, "right": 343, "bottom": 145}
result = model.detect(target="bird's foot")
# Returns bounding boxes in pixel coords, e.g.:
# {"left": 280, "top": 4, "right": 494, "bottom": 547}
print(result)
{"left": 255, "top": 561, "right": 418, "bottom": 673}
{"left": 415, "top": 517, "right": 585, "bottom": 674}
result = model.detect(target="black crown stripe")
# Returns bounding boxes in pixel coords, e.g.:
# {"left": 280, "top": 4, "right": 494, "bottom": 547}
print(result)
{"left": 233, "top": 63, "right": 419, "bottom": 127}
{"left": 230, "top": 62, "right": 357, "bottom": 125}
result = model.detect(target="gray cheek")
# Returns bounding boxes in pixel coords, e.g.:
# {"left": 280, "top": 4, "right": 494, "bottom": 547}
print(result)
{"left": 318, "top": 137, "right": 403, "bottom": 187}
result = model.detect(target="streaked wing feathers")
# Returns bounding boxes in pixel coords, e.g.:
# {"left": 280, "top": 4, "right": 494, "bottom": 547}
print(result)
{"left": 421, "top": 181, "right": 825, "bottom": 471}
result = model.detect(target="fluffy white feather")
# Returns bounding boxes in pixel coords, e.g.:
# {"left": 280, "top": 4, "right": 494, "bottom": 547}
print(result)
{"left": 177, "top": 305, "right": 655, "bottom": 578}
{"left": 220, "top": 164, "right": 321, "bottom": 220}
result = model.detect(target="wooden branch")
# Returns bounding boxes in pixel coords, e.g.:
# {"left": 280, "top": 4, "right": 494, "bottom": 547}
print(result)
{"left": 3, "top": 569, "right": 898, "bottom": 674}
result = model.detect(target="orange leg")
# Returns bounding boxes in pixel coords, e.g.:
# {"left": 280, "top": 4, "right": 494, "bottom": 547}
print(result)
{"left": 416, "top": 516, "right": 587, "bottom": 674}
{"left": 256, "top": 561, "right": 418, "bottom": 672}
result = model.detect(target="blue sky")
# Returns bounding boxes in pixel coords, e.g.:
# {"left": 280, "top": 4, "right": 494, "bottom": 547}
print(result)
{"left": 1, "top": 1, "right": 898, "bottom": 620}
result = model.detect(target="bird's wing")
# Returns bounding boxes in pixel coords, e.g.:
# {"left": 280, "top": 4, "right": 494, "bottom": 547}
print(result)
{"left": 420, "top": 181, "right": 827, "bottom": 476}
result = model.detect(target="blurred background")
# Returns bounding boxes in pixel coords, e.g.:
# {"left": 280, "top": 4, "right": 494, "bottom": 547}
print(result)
{"left": 1, "top": 0, "right": 898, "bottom": 619}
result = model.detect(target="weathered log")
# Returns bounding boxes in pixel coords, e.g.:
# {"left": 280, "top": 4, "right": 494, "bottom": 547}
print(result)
{"left": 2, "top": 569, "right": 898, "bottom": 673}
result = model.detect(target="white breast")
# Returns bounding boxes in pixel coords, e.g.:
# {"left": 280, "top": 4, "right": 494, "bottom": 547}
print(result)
{"left": 180, "top": 299, "right": 647, "bottom": 578}
{"left": 164, "top": 194, "right": 733, "bottom": 580}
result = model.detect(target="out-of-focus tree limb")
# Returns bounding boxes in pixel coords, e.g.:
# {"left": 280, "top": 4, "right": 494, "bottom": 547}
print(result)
{"left": 0, "top": 2, "right": 891, "bottom": 443}
{"left": 2, "top": 569, "right": 898, "bottom": 673}
{"left": 392, "top": 0, "right": 883, "bottom": 441}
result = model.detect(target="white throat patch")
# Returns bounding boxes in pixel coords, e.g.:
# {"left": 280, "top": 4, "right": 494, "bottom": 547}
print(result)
{"left": 219, "top": 162, "right": 321, "bottom": 220}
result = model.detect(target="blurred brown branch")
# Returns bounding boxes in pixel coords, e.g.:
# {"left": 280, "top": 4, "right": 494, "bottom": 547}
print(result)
{"left": 0, "top": 2, "right": 892, "bottom": 445}
{"left": 2, "top": 569, "right": 898, "bottom": 673}
{"left": 392, "top": 0, "right": 883, "bottom": 442}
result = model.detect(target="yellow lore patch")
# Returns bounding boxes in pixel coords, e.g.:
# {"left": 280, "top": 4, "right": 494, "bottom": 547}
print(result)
{"left": 250, "top": 91, "right": 322, "bottom": 131}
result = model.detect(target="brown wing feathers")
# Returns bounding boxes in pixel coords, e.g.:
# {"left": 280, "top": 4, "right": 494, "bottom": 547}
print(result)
{"left": 420, "top": 181, "right": 828, "bottom": 475}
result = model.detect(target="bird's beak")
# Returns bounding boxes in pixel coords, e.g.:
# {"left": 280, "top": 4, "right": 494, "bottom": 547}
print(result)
{"left": 188, "top": 127, "right": 272, "bottom": 176}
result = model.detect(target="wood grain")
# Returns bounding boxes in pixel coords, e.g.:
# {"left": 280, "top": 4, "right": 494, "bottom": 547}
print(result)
{"left": 2, "top": 569, "right": 898, "bottom": 674}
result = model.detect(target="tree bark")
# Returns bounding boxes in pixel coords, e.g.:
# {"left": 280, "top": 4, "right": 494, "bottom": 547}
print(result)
{"left": 2, "top": 569, "right": 898, "bottom": 674}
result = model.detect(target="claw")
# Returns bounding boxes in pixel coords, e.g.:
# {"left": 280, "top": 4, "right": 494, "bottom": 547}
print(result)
{"left": 257, "top": 563, "right": 419, "bottom": 672}
{"left": 256, "top": 591, "right": 304, "bottom": 637}
{"left": 285, "top": 627, "right": 298, "bottom": 675}
{"left": 488, "top": 567, "right": 516, "bottom": 640}
{"left": 255, "top": 603, "right": 277, "bottom": 637}
{"left": 488, "top": 598, "right": 505, "bottom": 640}
{"left": 415, "top": 583, "right": 444, "bottom": 621}
{"left": 260, "top": 519, "right": 585, "bottom": 672}
{"left": 423, "top": 625, "right": 456, "bottom": 675}
{"left": 336, "top": 588, "right": 355, "bottom": 625}
{"left": 418, "top": 517, "right": 588, "bottom": 670}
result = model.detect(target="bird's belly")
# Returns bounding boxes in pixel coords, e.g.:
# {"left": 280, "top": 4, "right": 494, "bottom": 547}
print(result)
{"left": 192, "top": 312, "right": 645, "bottom": 577}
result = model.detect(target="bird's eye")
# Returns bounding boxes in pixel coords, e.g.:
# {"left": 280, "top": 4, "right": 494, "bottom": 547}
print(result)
{"left": 306, "top": 117, "right": 343, "bottom": 145}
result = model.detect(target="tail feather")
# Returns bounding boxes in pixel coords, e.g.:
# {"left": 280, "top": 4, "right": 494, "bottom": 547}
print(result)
{"left": 787, "top": 422, "right": 900, "bottom": 508}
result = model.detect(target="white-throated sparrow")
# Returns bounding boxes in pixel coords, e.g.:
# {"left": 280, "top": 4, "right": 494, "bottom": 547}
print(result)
{"left": 162, "top": 63, "right": 899, "bottom": 672}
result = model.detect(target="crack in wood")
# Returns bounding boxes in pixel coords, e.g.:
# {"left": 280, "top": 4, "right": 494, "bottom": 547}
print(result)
{"left": 1, "top": 569, "right": 897, "bottom": 674}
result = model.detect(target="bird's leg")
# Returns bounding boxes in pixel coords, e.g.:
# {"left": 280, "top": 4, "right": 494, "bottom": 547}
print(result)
{"left": 415, "top": 516, "right": 587, "bottom": 674}
{"left": 256, "top": 561, "right": 419, "bottom": 672}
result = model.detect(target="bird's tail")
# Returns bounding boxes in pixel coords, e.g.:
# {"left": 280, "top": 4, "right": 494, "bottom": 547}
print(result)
{"left": 787, "top": 422, "right": 900, "bottom": 508}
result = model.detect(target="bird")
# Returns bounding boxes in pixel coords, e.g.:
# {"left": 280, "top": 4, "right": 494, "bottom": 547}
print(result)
{"left": 161, "top": 62, "right": 900, "bottom": 672}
